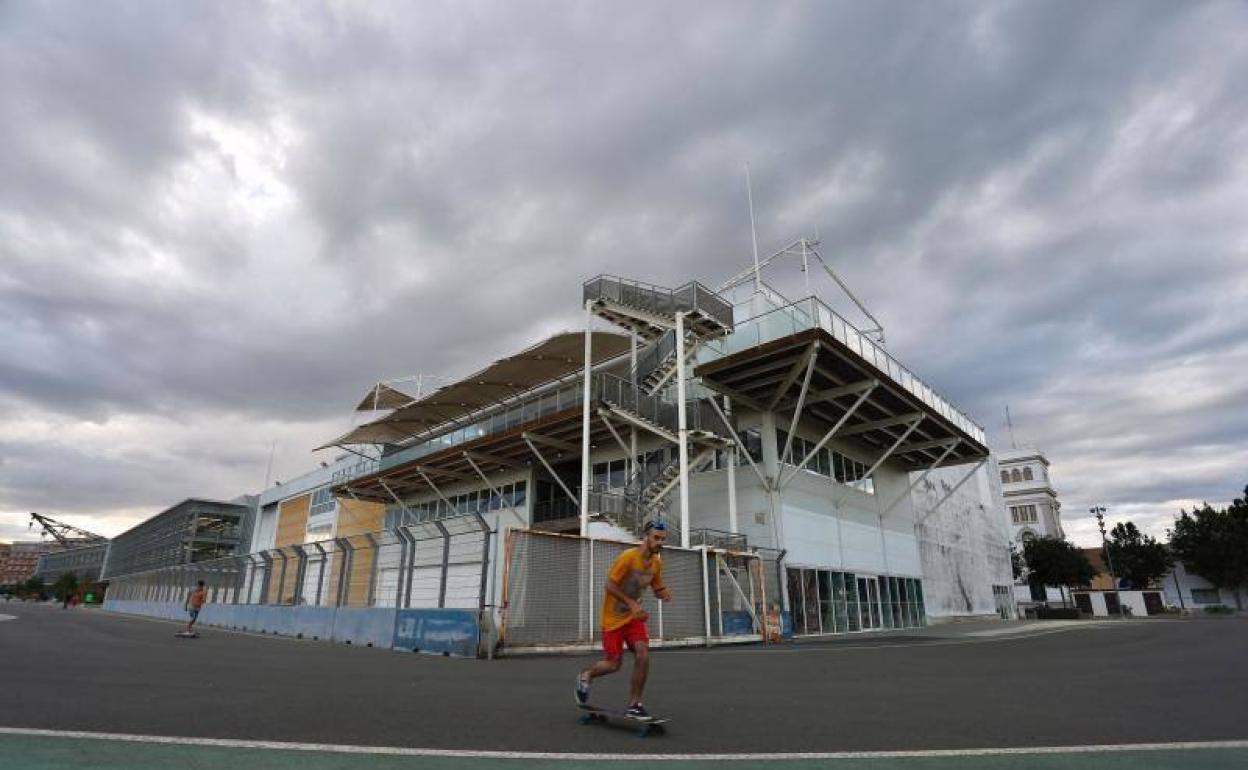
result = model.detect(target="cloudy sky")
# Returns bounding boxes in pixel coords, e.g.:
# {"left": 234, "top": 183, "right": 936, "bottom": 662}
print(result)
{"left": 2, "top": 1, "right": 1245, "bottom": 548}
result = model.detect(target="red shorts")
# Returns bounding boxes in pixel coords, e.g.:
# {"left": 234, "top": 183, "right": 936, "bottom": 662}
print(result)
{"left": 602, "top": 618, "right": 649, "bottom": 660}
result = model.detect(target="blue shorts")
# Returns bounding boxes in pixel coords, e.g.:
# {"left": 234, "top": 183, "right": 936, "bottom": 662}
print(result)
{"left": 188, "top": 608, "right": 200, "bottom": 620}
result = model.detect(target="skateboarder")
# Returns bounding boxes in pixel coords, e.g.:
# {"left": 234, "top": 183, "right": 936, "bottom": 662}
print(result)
{"left": 183, "top": 580, "right": 207, "bottom": 635}
{"left": 575, "top": 520, "right": 672, "bottom": 719}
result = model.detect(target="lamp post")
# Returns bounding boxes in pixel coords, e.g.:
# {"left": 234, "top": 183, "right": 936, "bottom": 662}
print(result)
{"left": 1092, "top": 506, "right": 1124, "bottom": 618}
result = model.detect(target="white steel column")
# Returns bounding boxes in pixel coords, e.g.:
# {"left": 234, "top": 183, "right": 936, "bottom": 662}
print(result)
{"left": 726, "top": 396, "right": 739, "bottom": 535}
{"left": 630, "top": 330, "right": 638, "bottom": 484}
{"left": 580, "top": 301, "right": 593, "bottom": 537}
{"left": 676, "top": 311, "right": 690, "bottom": 548}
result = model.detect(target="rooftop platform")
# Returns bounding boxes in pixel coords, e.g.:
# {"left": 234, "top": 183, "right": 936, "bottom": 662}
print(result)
{"left": 696, "top": 296, "right": 988, "bottom": 470}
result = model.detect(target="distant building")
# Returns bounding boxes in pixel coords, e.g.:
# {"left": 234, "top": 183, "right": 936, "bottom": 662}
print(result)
{"left": 998, "top": 448, "right": 1067, "bottom": 606}
{"left": 0, "top": 541, "right": 52, "bottom": 585}
{"left": 1161, "top": 561, "right": 1246, "bottom": 612}
{"left": 101, "top": 499, "right": 249, "bottom": 580}
{"left": 998, "top": 448, "right": 1063, "bottom": 541}
{"left": 35, "top": 541, "right": 111, "bottom": 586}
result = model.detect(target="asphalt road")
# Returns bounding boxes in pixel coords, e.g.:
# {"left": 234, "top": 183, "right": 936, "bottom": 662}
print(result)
{"left": 1, "top": 602, "right": 1246, "bottom": 756}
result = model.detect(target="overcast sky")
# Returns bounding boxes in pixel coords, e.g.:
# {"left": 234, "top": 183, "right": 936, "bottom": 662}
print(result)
{"left": 2, "top": 1, "right": 1245, "bottom": 548}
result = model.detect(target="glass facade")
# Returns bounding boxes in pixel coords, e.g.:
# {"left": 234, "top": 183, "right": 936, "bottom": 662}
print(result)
{"left": 384, "top": 480, "right": 528, "bottom": 528}
{"left": 786, "top": 567, "right": 926, "bottom": 634}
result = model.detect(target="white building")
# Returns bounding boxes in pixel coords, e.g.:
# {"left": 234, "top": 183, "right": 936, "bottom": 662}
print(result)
{"left": 313, "top": 242, "right": 1013, "bottom": 641}
{"left": 1161, "top": 561, "right": 1246, "bottom": 612}
{"left": 998, "top": 448, "right": 1063, "bottom": 541}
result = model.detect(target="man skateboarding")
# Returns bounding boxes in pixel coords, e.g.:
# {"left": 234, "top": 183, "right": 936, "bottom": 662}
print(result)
{"left": 183, "top": 580, "right": 207, "bottom": 635}
{"left": 575, "top": 520, "right": 672, "bottom": 719}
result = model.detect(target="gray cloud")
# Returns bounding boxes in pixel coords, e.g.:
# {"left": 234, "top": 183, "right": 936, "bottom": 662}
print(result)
{"left": 2, "top": 1, "right": 1246, "bottom": 544}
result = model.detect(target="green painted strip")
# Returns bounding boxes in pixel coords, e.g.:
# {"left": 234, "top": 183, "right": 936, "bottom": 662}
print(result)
{"left": 1, "top": 735, "right": 1246, "bottom": 770}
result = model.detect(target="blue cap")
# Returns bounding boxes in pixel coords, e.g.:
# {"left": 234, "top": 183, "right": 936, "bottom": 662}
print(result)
{"left": 644, "top": 519, "right": 668, "bottom": 532}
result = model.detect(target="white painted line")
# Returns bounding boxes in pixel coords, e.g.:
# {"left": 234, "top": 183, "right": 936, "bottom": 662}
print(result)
{"left": 0, "top": 614, "right": 16, "bottom": 622}
{"left": 677, "top": 622, "right": 1120, "bottom": 655}
{"left": 1, "top": 726, "right": 1246, "bottom": 761}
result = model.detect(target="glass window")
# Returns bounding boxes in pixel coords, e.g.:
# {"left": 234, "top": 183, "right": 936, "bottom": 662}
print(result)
{"left": 818, "top": 571, "right": 835, "bottom": 634}
{"left": 802, "top": 569, "right": 820, "bottom": 634}
{"left": 844, "top": 573, "right": 860, "bottom": 632}
{"left": 786, "top": 569, "right": 805, "bottom": 634}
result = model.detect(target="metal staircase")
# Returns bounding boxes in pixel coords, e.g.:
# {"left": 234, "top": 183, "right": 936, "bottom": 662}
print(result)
{"left": 577, "top": 275, "right": 736, "bottom": 541}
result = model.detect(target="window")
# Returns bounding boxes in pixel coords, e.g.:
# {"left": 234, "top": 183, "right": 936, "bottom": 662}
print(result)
{"left": 741, "top": 428, "right": 764, "bottom": 464}
{"left": 1023, "top": 467, "right": 1034, "bottom": 481}
{"left": 1191, "top": 588, "right": 1221, "bottom": 604}
{"left": 1001, "top": 470, "right": 1010, "bottom": 484}
{"left": 1010, "top": 468, "right": 1023, "bottom": 483}
{"left": 309, "top": 487, "right": 336, "bottom": 518}
{"left": 776, "top": 430, "right": 874, "bottom": 494}
{"left": 1010, "top": 505, "right": 1038, "bottom": 524}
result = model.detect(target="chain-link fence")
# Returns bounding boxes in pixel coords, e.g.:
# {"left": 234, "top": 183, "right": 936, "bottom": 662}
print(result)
{"left": 106, "top": 517, "right": 492, "bottom": 611}
{"left": 500, "top": 529, "right": 767, "bottom": 651}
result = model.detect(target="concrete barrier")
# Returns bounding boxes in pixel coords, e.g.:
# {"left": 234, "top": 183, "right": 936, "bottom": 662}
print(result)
{"left": 103, "top": 599, "right": 472, "bottom": 655}
{"left": 393, "top": 608, "right": 480, "bottom": 657}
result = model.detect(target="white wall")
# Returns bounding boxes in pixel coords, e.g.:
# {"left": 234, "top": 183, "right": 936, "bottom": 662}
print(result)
{"left": 913, "top": 462, "right": 1014, "bottom": 619}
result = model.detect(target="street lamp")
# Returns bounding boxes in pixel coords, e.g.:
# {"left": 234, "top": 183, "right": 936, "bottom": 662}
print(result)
{"left": 1092, "top": 506, "right": 1124, "bottom": 618}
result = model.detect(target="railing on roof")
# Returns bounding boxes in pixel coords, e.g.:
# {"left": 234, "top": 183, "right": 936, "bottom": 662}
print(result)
{"left": 699, "top": 296, "right": 987, "bottom": 447}
{"left": 584, "top": 275, "right": 734, "bottom": 331}
{"left": 376, "top": 372, "right": 729, "bottom": 475}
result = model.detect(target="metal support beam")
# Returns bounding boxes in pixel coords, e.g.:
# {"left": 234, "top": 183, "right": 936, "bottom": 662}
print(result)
{"left": 837, "top": 412, "right": 924, "bottom": 437}
{"left": 522, "top": 431, "right": 581, "bottom": 455}
{"left": 768, "top": 343, "right": 819, "bottom": 412}
{"left": 463, "top": 450, "right": 526, "bottom": 470}
{"left": 392, "top": 528, "right": 410, "bottom": 608}
{"left": 433, "top": 519, "right": 451, "bottom": 608}
{"left": 333, "top": 537, "right": 354, "bottom": 607}
{"left": 707, "top": 384, "right": 769, "bottom": 416}
{"left": 524, "top": 436, "right": 580, "bottom": 512}
{"left": 676, "top": 312, "right": 690, "bottom": 548}
{"left": 833, "top": 418, "right": 924, "bottom": 507}
{"left": 309, "top": 542, "right": 327, "bottom": 606}
{"left": 779, "top": 345, "right": 820, "bottom": 464}
{"left": 416, "top": 465, "right": 476, "bottom": 483}
{"left": 599, "top": 413, "right": 632, "bottom": 457}
{"left": 418, "top": 468, "right": 462, "bottom": 518}
{"left": 581, "top": 300, "right": 593, "bottom": 537}
{"left": 793, "top": 379, "right": 881, "bottom": 409}
{"left": 879, "top": 440, "right": 961, "bottom": 519}
{"left": 706, "top": 395, "right": 769, "bottom": 489}
{"left": 917, "top": 459, "right": 988, "bottom": 526}
{"left": 600, "top": 405, "right": 679, "bottom": 445}
{"left": 780, "top": 383, "right": 877, "bottom": 489}
{"left": 363, "top": 533, "right": 380, "bottom": 607}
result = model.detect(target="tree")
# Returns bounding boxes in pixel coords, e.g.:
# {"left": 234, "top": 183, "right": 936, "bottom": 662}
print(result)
{"left": 1009, "top": 542, "right": 1025, "bottom": 581}
{"left": 1023, "top": 536, "right": 1097, "bottom": 603}
{"left": 1170, "top": 486, "right": 1248, "bottom": 610}
{"left": 20, "top": 576, "right": 45, "bottom": 600}
{"left": 52, "top": 572, "right": 79, "bottom": 605}
{"left": 1105, "top": 521, "right": 1170, "bottom": 589}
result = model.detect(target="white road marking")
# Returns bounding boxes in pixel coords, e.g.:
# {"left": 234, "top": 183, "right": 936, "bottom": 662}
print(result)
{"left": 1, "top": 726, "right": 1246, "bottom": 761}
{"left": 0, "top": 614, "right": 16, "bottom": 622}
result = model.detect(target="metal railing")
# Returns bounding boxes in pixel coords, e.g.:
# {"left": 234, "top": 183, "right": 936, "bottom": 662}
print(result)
{"left": 700, "top": 296, "right": 986, "bottom": 446}
{"left": 584, "top": 275, "right": 734, "bottom": 331}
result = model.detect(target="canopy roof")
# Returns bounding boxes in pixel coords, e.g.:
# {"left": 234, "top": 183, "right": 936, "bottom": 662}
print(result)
{"left": 354, "top": 383, "right": 421, "bottom": 412}
{"left": 320, "top": 331, "right": 631, "bottom": 449}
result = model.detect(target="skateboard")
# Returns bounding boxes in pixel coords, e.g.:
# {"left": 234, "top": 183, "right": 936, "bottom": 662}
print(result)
{"left": 174, "top": 631, "right": 200, "bottom": 638}
{"left": 577, "top": 703, "right": 668, "bottom": 737}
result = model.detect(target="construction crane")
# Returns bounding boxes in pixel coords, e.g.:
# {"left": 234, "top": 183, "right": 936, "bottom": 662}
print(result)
{"left": 28, "top": 512, "right": 108, "bottom": 549}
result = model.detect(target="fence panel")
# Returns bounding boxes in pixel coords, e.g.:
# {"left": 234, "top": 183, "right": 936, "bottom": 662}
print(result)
{"left": 501, "top": 529, "right": 763, "bottom": 651}
{"left": 103, "top": 522, "right": 491, "bottom": 613}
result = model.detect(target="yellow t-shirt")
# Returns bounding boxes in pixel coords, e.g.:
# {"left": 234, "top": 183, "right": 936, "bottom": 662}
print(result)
{"left": 601, "top": 547, "right": 664, "bottom": 631}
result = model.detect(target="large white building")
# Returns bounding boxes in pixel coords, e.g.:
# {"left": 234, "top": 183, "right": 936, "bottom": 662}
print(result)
{"left": 311, "top": 244, "right": 1013, "bottom": 641}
